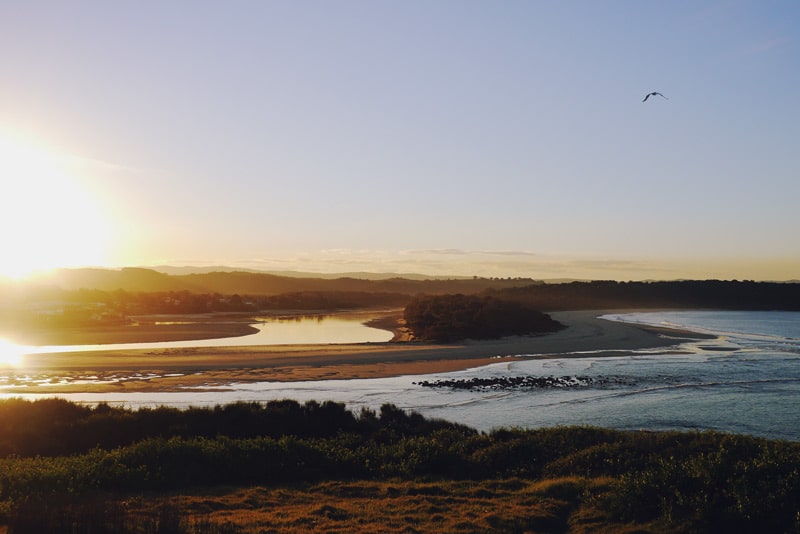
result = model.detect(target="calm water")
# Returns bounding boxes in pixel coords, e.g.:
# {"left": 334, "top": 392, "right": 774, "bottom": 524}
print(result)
{"left": 3, "top": 311, "right": 799, "bottom": 441}
{"left": 1, "top": 312, "right": 392, "bottom": 359}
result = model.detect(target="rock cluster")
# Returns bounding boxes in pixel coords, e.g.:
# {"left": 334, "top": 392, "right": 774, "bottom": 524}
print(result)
{"left": 413, "top": 375, "right": 634, "bottom": 391}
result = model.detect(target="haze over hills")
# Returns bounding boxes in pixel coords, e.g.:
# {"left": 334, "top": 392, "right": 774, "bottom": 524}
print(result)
{"left": 3, "top": 268, "right": 799, "bottom": 322}
{"left": 19, "top": 267, "right": 539, "bottom": 296}
{"left": 148, "top": 265, "right": 472, "bottom": 281}
{"left": 8, "top": 267, "right": 796, "bottom": 297}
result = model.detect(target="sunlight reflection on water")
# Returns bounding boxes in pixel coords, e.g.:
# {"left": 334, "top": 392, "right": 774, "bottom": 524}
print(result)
{"left": 4, "top": 312, "right": 392, "bottom": 356}
{"left": 251, "top": 314, "right": 392, "bottom": 345}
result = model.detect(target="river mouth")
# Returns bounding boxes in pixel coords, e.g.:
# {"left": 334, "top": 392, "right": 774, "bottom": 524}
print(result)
{"left": 3, "top": 311, "right": 800, "bottom": 441}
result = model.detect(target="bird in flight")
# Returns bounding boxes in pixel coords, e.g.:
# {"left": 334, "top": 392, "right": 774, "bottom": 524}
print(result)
{"left": 642, "top": 91, "right": 668, "bottom": 102}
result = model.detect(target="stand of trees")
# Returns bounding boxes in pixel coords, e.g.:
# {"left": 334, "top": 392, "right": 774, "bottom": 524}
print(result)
{"left": 489, "top": 280, "right": 800, "bottom": 311}
{"left": 403, "top": 294, "right": 564, "bottom": 342}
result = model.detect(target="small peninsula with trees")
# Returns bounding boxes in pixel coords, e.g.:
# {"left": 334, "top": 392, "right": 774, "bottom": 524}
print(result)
{"left": 403, "top": 294, "right": 564, "bottom": 342}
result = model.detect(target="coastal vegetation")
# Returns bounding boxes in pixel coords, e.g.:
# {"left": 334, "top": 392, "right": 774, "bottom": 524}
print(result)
{"left": 488, "top": 279, "right": 800, "bottom": 311}
{"left": 403, "top": 294, "right": 564, "bottom": 342}
{"left": 0, "top": 398, "right": 798, "bottom": 532}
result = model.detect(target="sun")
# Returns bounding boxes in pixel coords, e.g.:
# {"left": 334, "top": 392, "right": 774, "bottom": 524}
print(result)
{"left": 0, "top": 134, "right": 114, "bottom": 279}
{"left": 0, "top": 339, "right": 25, "bottom": 367}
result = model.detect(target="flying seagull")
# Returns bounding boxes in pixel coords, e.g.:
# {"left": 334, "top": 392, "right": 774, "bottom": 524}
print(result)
{"left": 642, "top": 91, "right": 668, "bottom": 102}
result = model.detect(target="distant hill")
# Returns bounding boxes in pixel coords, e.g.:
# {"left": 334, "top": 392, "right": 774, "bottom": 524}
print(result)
{"left": 149, "top": 265, "right": 466, "bottom": 281}
{"left": 28, "top": 268, "right": 539, "bottom": 296}
{"left": 11, "top": 271, "right": 800, "bottom": 313}
{"left": 147, "top": 265, "right": 270, "bottom": 276}
{"left": 39, "top": 268, "right": 204, "bottom": 293}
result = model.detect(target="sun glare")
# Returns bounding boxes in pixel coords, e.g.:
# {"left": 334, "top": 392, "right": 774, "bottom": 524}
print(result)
{"left": 0, "top": 134, "right": 114, "bottom": 279}
{"left": 0, "top": 339, "right": 25, "bottom": 367}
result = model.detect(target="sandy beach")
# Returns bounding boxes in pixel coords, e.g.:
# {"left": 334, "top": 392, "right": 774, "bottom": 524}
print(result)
{"left": 4, "top": 311, "right": 712, "bottom": 394}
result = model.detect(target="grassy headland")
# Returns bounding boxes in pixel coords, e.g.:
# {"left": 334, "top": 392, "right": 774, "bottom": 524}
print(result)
{"left": 0, "top": 398, "right": 798, "bottom": 533}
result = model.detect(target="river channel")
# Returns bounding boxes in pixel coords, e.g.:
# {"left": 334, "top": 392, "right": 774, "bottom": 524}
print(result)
{"left": 2, "top": 311, "right": 393, "bottom": 360}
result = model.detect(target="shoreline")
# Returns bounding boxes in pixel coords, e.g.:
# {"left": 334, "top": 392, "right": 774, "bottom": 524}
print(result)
{"left": 4, "top": 309, "right": 403, "bottom": 347}
{"left": 1, "top": 311, "right": 714, "bottom": 394}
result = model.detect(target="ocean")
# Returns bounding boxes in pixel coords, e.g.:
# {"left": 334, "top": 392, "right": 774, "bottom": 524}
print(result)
{"left": 4, "top": 311, "right": 799, "bottom": 441}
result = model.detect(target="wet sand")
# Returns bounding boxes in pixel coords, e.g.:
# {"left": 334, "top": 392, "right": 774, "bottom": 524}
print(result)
{"left": 3, "top": 311, "right": 711, "bottom": 394}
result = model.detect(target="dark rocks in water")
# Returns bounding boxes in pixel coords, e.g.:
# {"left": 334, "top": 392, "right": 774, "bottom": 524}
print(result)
{"left": 413, "top": 375, "right": 634, "bottom": 391}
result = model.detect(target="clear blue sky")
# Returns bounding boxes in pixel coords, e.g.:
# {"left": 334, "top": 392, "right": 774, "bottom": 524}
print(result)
{"left": 1, "top": 1, "right": 798, "bottom": 280}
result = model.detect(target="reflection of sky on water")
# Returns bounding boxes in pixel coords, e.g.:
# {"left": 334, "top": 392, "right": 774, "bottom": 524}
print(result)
{"left": 251, "top": 314, "right": 393, "bottom": 344}
{"left": 1, "top": 312, "right": 392, "bottom": 357}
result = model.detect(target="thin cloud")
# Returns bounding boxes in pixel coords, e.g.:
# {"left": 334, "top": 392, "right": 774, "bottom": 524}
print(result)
{"left": 482, "top": 250, "right": 540, "bottom": 258}
{"left": 745, "top": 37, "right": 790, "bottom": 55}
{"left": 406, "top": 249, "right": 539, "bottom": 258}
{"left": 406, "top": 249, "right": 471, "bottom": 256}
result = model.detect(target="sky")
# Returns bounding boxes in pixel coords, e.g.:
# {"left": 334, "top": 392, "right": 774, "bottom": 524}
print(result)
{"left": 1, "top": 1, "right": 799, "bottom": 281}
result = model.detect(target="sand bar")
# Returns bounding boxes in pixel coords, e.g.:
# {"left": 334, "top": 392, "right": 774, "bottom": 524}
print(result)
{"left": 3, "top": 311, "right": 712, "bottom": 393}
